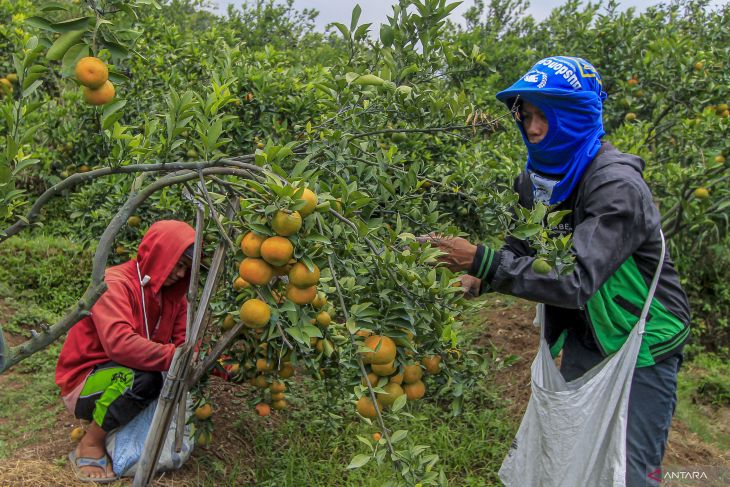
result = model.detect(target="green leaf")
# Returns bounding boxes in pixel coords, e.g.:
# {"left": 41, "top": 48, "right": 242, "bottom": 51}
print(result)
{"left": 102, "top": 100, "right": 127, "bottom": 130}
{"left": 330, "top": 22, "right": 349, "bottom": 39}
{"left": 12, "top": 159, "right": 39, "bottom": 175}
{"left": 46, "top": 29, "right": 85, "bottom": 61}
{"left": 390, "top": 430, "right": 407, "bottom": 444}
{"left": 41, "top": 2, "right": 70, "bottom": 12}
{"left": 350, "top": 4, "right": 362, "bottom": 31}
{"left": 391, "top": 393, "right": 407, "bottom": 412}
{"left": 547, "top": 210, "right": 571, "bottom": 228}
{"left": 52, "top": 17, "right": 93, "bottom": 33}
{"left": 512, "top": 223, "right": 541, "bottom": 240}
{"left": 380, "top": 25, "right": 394, "bottom": 47}
{"left": 530, "top": 202, "right": 547, "bottom": 224}
{"left": 354, "top": 23, "right": 371, "bottom": 42}
{"left": 25, "top": 16, "right": 55, "bottom": 32}
{"left": 21, "top": 80, "right": 43, "bottom": 98}
{"left": 346, "top": 453, "right": 371, "bottom": 470}
{"left": 102, "top": 40, "right": 130, "bottom": 59}
{"left": 61, "top": 43, "right": 90, "bottom": 77}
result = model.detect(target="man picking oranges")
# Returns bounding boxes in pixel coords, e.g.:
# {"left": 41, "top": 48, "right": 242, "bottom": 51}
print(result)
{"left": 421, "top": 57, "right": 690, "bottom": 486}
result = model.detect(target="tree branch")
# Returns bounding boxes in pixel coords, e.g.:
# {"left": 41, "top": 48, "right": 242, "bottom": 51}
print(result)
{"left": 0, "top": 167, "right": 260, "bottom": 373}
{"left": 0, "top": 158, "right": 260, "bottom": 243}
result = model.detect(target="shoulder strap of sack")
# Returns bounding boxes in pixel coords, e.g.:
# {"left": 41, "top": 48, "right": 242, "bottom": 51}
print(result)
{"left": 638, "top": 230, "right": 665, "bottom": 335}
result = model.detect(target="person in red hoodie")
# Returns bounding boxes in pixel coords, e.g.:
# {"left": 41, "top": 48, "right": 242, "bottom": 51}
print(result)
{"left": 56, "top": 220, "right": 196, "bottom": 482}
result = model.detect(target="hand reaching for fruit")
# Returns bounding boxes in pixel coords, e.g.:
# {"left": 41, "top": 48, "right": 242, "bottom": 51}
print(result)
{"left": 416, "top": 232, "right": 477, "bottom": 272}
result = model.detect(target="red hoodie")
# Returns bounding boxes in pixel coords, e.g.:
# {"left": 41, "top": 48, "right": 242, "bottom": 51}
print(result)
{"left": 55, "top": 220, "right": 196, "bottom": 396}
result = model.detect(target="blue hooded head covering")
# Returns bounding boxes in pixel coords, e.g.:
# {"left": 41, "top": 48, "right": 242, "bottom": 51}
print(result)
{"left": 496, "top": 56, "right": 608, "bottom": 205}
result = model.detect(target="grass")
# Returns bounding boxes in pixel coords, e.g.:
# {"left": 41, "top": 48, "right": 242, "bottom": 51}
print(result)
{"left": 0, "top": 344, "right": 63, "bottom": 459}
{"left": 0, "top": 234, "right": 90, "bottom": 459}
{"left": 184, "top": 382, "right": 515, "bottom": 486}
{"left": 675, "top": 348, "right": 730, "bottom": 451}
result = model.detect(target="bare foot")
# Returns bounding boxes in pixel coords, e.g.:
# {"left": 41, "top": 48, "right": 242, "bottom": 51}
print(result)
{"left": 75, "top": 423, "right": 115, "bottom": 479}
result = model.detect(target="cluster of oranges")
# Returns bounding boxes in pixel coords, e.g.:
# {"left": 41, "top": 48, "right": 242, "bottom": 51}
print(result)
{"left": 355, "top": 333, "right": 442, "bottom": 419}
{"left": 74, "top": 56, "right": 115, "bottom": 106}
{"left": 228, "top": 187, "right": 324, "bottom": 414}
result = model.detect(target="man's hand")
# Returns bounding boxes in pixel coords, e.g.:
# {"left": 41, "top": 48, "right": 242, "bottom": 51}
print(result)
{"left": 416, "top": 232, "right": 477, "bottom": 272}
{"left": 459, "top": 274, "right": 481, "bottom": 299}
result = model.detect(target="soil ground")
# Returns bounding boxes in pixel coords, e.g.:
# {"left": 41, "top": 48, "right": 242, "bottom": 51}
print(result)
{"left": 0, "top": 296, "right": 727, "bottom": 485}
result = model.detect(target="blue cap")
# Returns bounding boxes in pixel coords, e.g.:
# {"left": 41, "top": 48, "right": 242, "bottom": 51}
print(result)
{"left": 496, "top": 56, "right": 607, "bottom": 106}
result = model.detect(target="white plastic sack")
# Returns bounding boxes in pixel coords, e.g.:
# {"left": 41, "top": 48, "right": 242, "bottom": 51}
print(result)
{"left": 500, "top": 233, "right": 665, "bottom": 487}
{"left": 499, "top": 305, "right": 641, "bottom": 486}
{"left": 105, "top": 395, "right": 194, "bottom": 477}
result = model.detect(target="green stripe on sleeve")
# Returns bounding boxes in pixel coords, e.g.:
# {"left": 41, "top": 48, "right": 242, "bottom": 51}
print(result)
{"left": 479, "top": 248, "right": 495, "bottom": 280}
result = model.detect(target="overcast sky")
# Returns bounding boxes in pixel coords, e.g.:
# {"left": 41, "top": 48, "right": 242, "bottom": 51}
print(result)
{"left": 211, "top": 0, "right": 722, "bottom": 30}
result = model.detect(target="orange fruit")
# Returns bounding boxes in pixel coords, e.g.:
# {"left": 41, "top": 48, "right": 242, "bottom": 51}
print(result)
{"left": 255, "top": 402, "right": 271, "bottom": 416}
{"left": 361, "top": 335, "right": 397, "bottom": 365}
{"left": 251, "top": 375, "right": 269, "bottom": 389}
{"left": 312, "top": 293, "right": 327, "bottom": 309}
{"left": 197, "top": 430, "right": 212, "bottom": 446}
{"left": 315, "top": 338, "right": 333, "bottom": 354}
{"left": 403, "top": 364, "right": 423, "bottom": 384}
{"left": 194, "top": 403, "right": 213, "bottom": 420}
{"left": 127, "top": 215, "right": 141, "bottom": 227}
{"left": 355, "top": 329, "right": 372, "bottom": 338}
{"left": 270, "top": 381, "right": 286, "bottom": 393}
{"left": 404, "top": 380, "right": 425, "bottom": 400}
{"left": 256, "top": 358, "right": 274, "bottom": 372}
{"left": 75, "top": 57, "right": 108, "bottom": 89}
{"left": 241, "top": 231, "right": 267, "bottom": 257}
{"left": 83, "top": 80, "right": 115, "bottom": 105}
{"left": 389, "top": 371, "right": 404, "bottom": 385}
{"left": 372, "top": 432, "right": 382, "bottom": 441}
{"left": 377, "top": 382, "right": 404, "bottom": 407}
{"left": 316, "top": 311, "right": 331, "bottom": 327}
{"left": 240, "top": 298, "right": 271, "bottom": 328}
{"left": 271, "top": 392, "right": 285, "bottom": 401}
{"left": 272, "top": 399, "right": 288, "bottom": 410}
{"left": 0, "top": 78, "right": 12, "bottom": 96}
{"left": 361, "top": 372, "right": 380, "bottom": 387}
{"left": 371, "top": 361, "right": 396, "bottom": 376}
{"left": 233, "top": 277, "right": 250, "bottom": 291}
{"left": 271, "top": 210, "right": 302, "bottom": 236}
{"left": 278, "top": 363, "right": 294, "bottom": 378}
{"left": 288, "top": 262, "right": 320, "bottom": 288}
{"left": 260, "top": 236, "right": 294, "bottom": 267}
{"left": 355, "top": 396, "right": 381, "bottom": 419}
{"left": 221, "top": 314, "right": 236, "bottom": 331}
{"left": 694, "top": 187, "right": 710, "bottom": 199}
{"left": 286, "top": 283, "right": 317, "bottom": 305}
{"left": 70, "top": 426, "right": 85, "bottom": 442}
{"left": 296, "top": 188, "right": 318, "bottom": 217}
{"left": 422, "top": 355, "right": 441, "bottom": 374}
{"left": 239, "top": 258, "right": 273, "bottom": 285}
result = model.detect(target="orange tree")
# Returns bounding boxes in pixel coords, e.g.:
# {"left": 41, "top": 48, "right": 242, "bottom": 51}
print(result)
{"left": 0, "top": 1, "right": 570, "bottom": 484}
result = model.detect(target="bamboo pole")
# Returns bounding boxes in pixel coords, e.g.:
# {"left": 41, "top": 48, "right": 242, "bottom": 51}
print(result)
{"left": 132, "top": 205, "right": 206, "bottom": 487}
{"left": 133, "top": 198, "right": 235, "bottom": 486}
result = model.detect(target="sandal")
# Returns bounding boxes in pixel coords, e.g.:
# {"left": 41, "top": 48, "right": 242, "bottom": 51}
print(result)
{"left": 68, "top": 449, "right": 119, "bottom": 483}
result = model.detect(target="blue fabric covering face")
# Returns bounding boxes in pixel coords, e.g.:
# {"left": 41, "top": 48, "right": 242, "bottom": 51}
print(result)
{"left": 496, "top": 56, "right": 608, "bottom": 205}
